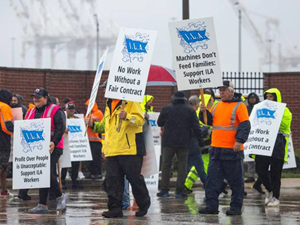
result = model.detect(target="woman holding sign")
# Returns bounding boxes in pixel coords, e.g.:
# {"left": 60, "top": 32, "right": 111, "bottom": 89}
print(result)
{"left": 26, "top": 88, "right": 67, "bottom": 214}
{"left": 255, "top": 88, "right": 292, "bottom": 207}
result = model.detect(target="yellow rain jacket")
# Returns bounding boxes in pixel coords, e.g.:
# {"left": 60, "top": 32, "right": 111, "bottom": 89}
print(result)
{"left": 140, "top": 95, "right": 154, "bottom": 113}
{"left": 264, "top": 88, "right": 292, "bottom": 162}
{"left": 93, "top": 99, "right": 145, "bottom": 157}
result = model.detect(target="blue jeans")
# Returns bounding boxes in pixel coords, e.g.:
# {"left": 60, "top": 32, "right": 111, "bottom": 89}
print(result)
{"left": 205, "top": 158, "right": 244, "bottom": 211}
{"left": 123, "top": 177, "right": 130, "bottom": 205}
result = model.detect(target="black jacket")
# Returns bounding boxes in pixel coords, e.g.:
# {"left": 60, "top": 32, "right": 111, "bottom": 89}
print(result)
{"left": 247, "top": 92, "right": 260, "bottom": 115}
{"left": 11, "top": 94, "right": 28, "bottom": 118}
{"left": 34, "top": 101, "right": 66, "bottom": 151}
{"left": 157, "top": 98, "right": 204, "bottom": 149}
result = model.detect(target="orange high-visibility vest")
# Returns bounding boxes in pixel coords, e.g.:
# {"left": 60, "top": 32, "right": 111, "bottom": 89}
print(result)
{"left": 85, "top": 100, "right": 103, "bottom": 142}
{"left": 0, "top": 102, "right": 13, "bottom": 136}
{"left": 86, "top": 111, "right": 103, "bottom": 142}
{"left": 210, "top": 101, "right": 249, "bottom": 149}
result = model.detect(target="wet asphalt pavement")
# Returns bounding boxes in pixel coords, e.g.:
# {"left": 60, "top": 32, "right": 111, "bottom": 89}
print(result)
{"left": 1, "top": 184, "right": 300, "bottom": 225}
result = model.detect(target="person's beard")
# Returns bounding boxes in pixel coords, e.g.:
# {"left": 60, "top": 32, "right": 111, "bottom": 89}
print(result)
{"left": 11, "top": 104, "right": 18, "bottom": 108}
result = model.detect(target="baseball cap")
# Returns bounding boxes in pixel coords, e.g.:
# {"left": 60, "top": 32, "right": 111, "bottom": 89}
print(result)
{"left": 63, "top": 97, "right": 73, "bottom": 104}
{"left": 217, "top": 80, "right": 234, "bottom": 89}
{"left": 31, "top": 88, "right": 49, "bottom": 98}
{"left": 66, "top": 102, "right": 75, "bottom": 109}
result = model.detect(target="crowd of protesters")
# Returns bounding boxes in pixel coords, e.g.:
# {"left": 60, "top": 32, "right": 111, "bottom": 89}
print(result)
{"left": 0, "top": 80, "right": 292, "bottom": 217}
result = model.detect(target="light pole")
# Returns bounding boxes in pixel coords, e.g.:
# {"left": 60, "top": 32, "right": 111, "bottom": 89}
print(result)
{"left": 94, "top": 14, "right": 99, "bottom": 66}
{"left": 267, "top": 39, "right": 273, "bottom": 72}
{"left": 234, "top": 1, "right": 242, "bottom": 91}
{"left": 182, "top": 0, "right": 190, "bottom": 98}
{"left": 238, "top": 9, "right": 242, "bottom": 91}
{"left": 11, "top": 38, "right": 15, "bottom": 67}
{"left": 182, "top": 0, "right": 189, "bottom": 20}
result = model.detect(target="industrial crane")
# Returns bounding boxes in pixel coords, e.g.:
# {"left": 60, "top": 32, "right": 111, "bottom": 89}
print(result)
{"left": 10, "top": 0, "right": 118, "bottom": 69}
{"left": 229, "top": 0, "right": 300, "bottom": 72}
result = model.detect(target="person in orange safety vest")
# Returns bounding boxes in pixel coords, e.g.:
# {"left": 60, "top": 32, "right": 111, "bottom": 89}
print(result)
{"left": 85, "top": 99, "right": 103, "bottom": 179}
{"left": 0, "top": 89, "right": 14, "bottom": 197}
{"left": 199, "top": 81, "right": 250, "bottom": 216}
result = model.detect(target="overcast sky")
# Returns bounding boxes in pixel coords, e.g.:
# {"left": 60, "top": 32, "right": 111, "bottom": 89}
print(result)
{"left": 0, "top": 0, "right": 299, "bottom": 72}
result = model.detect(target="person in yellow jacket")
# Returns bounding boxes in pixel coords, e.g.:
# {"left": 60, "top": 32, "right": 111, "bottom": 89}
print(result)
{"left": 140, "top": 95, "right": 154, "bottom": 113}
{"left": 0, "top": 89, "right": 14, "bottom": 196}
{"left": 140, "top": 95, "right": 154, "bottom": 126}
{"left": 87, "top": 99, "right": 150, "bottom": 218}
{"left": 255, "top": 88, "right": 292, "bottom": 207}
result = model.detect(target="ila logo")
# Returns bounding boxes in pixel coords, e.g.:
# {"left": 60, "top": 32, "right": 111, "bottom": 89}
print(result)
{"left": 21, "top": 122, "right": 46, "bottom": 153}
{"left": 253, "top": 101, "right": 278, "bottom": 126}
{"left": 176, "top": 21, "right": 210, "bottom": 53}
{"left": 256, "top": 109, "right": 276, "bottom": 119}
{"left": 122, "top": 33, "right": 149, "bottom": 63}
{"left": 68, "top": 125, "right": 82, "bottom": 133}
{"left": 149, "top": 119, "right": 157, "bottom": 127}
{"left": 68, "top": 122, "right": 83, "bottom": 138}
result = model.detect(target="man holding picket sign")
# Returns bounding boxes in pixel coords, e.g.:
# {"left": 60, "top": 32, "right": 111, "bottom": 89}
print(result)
{"left": 87, "top": 27, "right": 157, "bottom": 218}
{"left": 88, "top": 98, "right": 151, "bottom": 218}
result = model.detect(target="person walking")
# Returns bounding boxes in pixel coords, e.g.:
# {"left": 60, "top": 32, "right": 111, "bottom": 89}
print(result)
{"left": 199, "top": 81, "right": 250, "bottom": 216}
{"left": 0, "top": 89, "right": 14, "bottom": 197}
{"left": 27, "top": 88, "right": 67, "bottom": 214}
{"left": 185, "top": 93, "right": 215, "bottom": 193}
{"left": 85, "top": 100, "right": 103, "bottom": 180}
{"left": 255, "top": 88, "right": 292, "bottom": 207}
{"left": 184, "top": 95, "right": 207, "bottom": 191}
{"left": 61, "top": 102, "right": 82, "bottom": 189}
{"left": 156, "top": 91, "right": 204, "bottom": 198}
{"left": 88, "top": 98, "right": 150, "bottom": 218}
{"left": 244, "top": 92, "right": 260, "bottom": 183}
{"left": 245, "top": 93, "right": 265, "bottom": 194}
